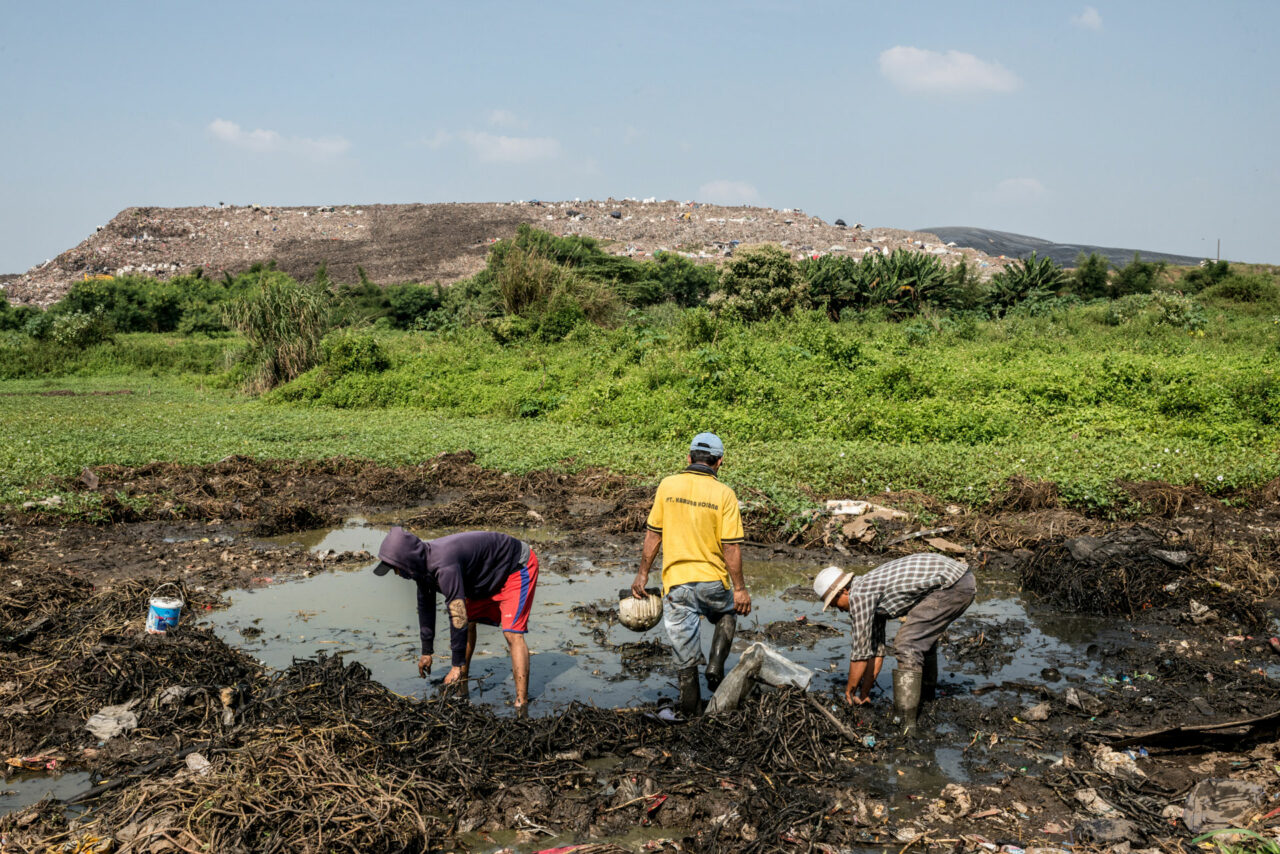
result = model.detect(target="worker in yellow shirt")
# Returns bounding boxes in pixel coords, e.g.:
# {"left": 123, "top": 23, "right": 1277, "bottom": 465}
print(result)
{"left": 631, "top": 432, "right": 752, "bottom": 717}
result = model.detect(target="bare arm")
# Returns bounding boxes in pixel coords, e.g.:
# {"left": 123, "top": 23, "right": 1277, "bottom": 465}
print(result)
{"left": 631, "top": 529, "right": 663, "bottom": 597}
{"left": 724, "top": 543, "right": 750, "bottom": 615}
{"left": 846, "top": 657, "right": 877, "bottom": 705}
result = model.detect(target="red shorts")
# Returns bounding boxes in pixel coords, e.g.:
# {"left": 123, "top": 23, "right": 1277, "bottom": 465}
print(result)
{"left": 465, "top": 550, "right": 538, "bottom": 632}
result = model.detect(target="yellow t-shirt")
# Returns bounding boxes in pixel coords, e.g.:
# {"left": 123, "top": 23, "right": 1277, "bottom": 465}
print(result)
{"left": 646, "top": 467, "right": 745, "bottom": 594}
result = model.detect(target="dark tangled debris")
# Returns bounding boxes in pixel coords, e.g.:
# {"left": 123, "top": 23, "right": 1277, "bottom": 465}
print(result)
{"left": 5, "top": 462, "right": 1280, "bottom": 850}
{"left": 0, "top": 564, "right": 901, "bottom": 852}
{"left": 1019, "top": 523, "right": 1271, "bottom": 629}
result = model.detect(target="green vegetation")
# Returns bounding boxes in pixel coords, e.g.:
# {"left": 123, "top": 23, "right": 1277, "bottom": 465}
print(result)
{"left": 2, "top": 234, "right": 1277, "bottom": 515}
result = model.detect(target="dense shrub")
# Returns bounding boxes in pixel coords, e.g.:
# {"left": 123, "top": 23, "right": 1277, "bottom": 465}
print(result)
{"left": 1201, "top": 273, "right": 1279, "bottom": 304}
{"left": 647, "top": 252, "right": 718, "bottom": 307}
{"left": 986, "top": 253, "right": 1065, "bottom": 316}
{"left": 1070, "top": 253, "right": 1110, "bottom": 299}
{"left": 710, "top": 244, "right": 807, "bottom": 321}
{"left": 386, "top": 283, "right": 443, "bottom": 329}
{"left": 800, "top": 250, "right": 957, "bottom": 319}
{"left": 225, "top": 276, "right": 337, "bottom": 393}
{"left": 322, "top": 332, "right": 391, "bottom": 375}
{"left": 0, "top": 296, "right": 24, "bottom": 332}
{"left": 50, "top": 307, "right": 114, "bottom": 348}
{"left": 55, "top": 272, "right": 250, "bottom": 333}
{"left": 1111, "top": 254, "right": 1166, "bottom": 297}
{"left": 1179, "top": 260, "right": 1231, "bottom": 293}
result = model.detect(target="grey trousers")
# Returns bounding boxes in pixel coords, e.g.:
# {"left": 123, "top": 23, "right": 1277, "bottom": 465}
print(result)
{"left": 893, "top": 570, "right": 976, "bottom": 671}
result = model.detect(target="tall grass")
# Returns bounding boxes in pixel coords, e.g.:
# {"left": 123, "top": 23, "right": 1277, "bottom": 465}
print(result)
{"left": 225, "top": 279, "right": 335, "bottom": 393}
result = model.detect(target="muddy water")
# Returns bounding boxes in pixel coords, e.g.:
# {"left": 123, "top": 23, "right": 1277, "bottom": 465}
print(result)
{"left": 206, "top": 518, "right": 1113, "bottom": 723}
{"left": 0, "top": 771, "right": 91, "bottom": 817}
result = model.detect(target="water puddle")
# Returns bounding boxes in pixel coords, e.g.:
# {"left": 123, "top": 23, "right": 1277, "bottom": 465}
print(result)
{"left": 0, "top": 771, "right": 91, "bottom": 818}
{"left": 204, "top": 518, "right": 1122, "bottom": 793}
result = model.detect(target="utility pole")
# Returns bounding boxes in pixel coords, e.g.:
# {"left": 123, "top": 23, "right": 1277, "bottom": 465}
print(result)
{"left": 1216, "top": 238, "right": 1220, "bottom": 262}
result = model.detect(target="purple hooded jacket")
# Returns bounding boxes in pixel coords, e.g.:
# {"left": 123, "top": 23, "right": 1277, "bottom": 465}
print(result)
{"left": 378, "top": 527, "right": 530, "bottom": 667}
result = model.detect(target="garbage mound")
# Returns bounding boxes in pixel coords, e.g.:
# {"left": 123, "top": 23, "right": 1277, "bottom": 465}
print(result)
{"left": 4, "top": 200, "right": 1009, "bottom": 306}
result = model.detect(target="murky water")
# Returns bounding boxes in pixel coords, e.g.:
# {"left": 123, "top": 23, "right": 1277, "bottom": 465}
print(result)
{"left": 213, "top": 519, "right": 1109, "bottom": 711}
{"left": 0, "top": 771, "right": 91, "bottom": 817}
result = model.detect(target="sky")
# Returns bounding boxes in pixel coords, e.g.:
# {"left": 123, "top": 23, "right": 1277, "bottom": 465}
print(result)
{"left": 1, "top": 0, "right": 1276, "bottom": 273}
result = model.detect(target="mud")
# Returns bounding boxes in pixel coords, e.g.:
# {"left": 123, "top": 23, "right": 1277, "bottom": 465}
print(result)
{"left": 2, "top": 458, "right": 1280, "bottom": 852}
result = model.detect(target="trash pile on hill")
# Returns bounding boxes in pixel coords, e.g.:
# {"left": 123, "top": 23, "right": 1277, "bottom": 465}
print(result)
{"left": 4, "top": 200, "right": 1008, "bottom": 306}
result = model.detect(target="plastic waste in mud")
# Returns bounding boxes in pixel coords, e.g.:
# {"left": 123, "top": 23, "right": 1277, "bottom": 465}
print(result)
{"left": 1183, "top": 778, "right": 1266, "bottom": 833}
{"left": 1090, "top": 744, "right": 1146, "bottom": 782}
{"left": 85, "top": 700, "right": 139, "bottom": 741}
{"left": 1073, "top": 817, "right": 1141, "bottom": 844}
{"left": 145, "top": 582, "right": 184, "bottom": 634}
{"left": 1022, "top": 701, "right": 1051, "bottom": 721}
{"left": 705, "top": 642, "right": 813, "bottom": 715}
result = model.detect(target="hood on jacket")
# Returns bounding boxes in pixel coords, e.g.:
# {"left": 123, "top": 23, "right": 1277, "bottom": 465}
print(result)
{"left": 376, "top": 526, "right": 428, "bottom": 578}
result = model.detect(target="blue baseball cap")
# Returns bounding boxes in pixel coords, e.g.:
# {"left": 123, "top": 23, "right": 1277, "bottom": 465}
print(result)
{"left": 689, "top": 432, "right": 724, "bottom": 458}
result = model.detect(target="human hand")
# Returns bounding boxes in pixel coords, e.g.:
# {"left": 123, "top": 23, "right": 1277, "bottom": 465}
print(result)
{"left": 417, "top": 654, "right": 432, "bottom": 678}
{"left": 733, "top": 588, "right": 752, "bottom": 616}
{"left": 630, "top": 572, "right": 649, "bottom": 599}
{"left": 443, "top": 665, "right": 466, "bottom": 686}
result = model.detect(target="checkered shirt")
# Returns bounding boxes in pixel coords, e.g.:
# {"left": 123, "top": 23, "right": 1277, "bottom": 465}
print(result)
{"left": 845, "top": 553, "right": 968, "bottom": 660}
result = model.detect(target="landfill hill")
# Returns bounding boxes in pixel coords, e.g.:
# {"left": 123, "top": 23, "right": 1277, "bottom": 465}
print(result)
{"left": 4, "top": 200, "right": 1012, "bottom": 307}
{"left": 922, "top": 226, "right": 1207, "bottom": 269}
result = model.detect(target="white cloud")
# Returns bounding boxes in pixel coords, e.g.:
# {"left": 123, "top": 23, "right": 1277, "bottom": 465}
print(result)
{"left": 697, "top": 180, "right": 760, "bottom": 206}
{"left": 977, "top": 177, "right": 1047, "bottom": 205}
{"left": 487, "top": 109, "right": 527, "bottom": 129}
{"left": 458, "top": 131, "right": 561, "bottom": 163}
{"left": 878, "top": 47, "right": 1021, "bottom": 95}
{"left": 1072, "top": 6, "right": 1103, "bottom": 30}
{"left": 208, "top": 119, "right": 350, "bottom": 159}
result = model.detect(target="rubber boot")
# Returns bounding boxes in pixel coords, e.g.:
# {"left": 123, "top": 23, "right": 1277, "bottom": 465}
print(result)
{"left": 704, "top": 614, "right": 737, "bottom": 692}
{"left": 921, "top": 645, "right": 938, "bottom": 703}
{"left": 677, "top": 666, "right": 701, "bottom": 719}
{"left": 893, "top": 669, "right": 923, "bottom": 738}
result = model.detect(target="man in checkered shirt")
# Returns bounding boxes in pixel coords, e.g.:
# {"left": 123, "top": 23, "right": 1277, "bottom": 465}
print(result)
{"left": 813, "top": 553, "right": 975, "bottom": 736}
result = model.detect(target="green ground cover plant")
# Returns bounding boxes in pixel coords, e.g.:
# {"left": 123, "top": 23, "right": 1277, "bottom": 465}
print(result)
{"left": 3, "top": 244, "right": 1277, "bottom": 515}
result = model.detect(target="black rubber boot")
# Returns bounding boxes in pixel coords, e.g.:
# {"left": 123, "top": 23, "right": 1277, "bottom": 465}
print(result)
{"left": 677, "top": 666, "right": 701, "bottom": 718}
{"left": 892, "top": 669, "right": 923, "bottom": 737}
{"left": 704, "top": 614, "right": 737, "bottom": 692}
{"left": 922, "top": 644, "right": 938, "bottom": 703}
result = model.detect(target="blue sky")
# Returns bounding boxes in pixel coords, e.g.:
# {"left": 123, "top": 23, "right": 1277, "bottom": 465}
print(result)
{"left": 2, "top": 1, "right": 1276, "bottom": 273}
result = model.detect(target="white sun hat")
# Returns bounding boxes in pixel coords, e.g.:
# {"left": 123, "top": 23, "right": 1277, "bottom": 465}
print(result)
{"left": 813, "top": 565, "right": 855, "bottom": 611}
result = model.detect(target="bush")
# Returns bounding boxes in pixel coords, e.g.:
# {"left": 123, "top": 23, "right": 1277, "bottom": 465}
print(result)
{"left": 50, "top": 307, "right": 114, "bottom": 348}
{"left": 986, "top": 253, "right": 1065, "bottom": 316}
{"left": 322, "top": 333, "right": 391, "bottom": 375}
{"left": 710, "top": 244, "right": 806, "bottom": 321}
{"left": 23, "top": 310, "right": 53, "bottom": 340}
{"left": 1201, "top": 273, "right": 1279, "bottom": 304}
{"left": 1179, "top": 260, "right": 1232, "bottom": 293}
{"left": 225, "top": 275, "right": 337, "bottom": 393}
{"left": 648, "top": 252, "right": 718, "bottom": 307}
{"left": 1149, "top": 290, "right": 1207, "bottom": 331}
{"left": 538, "top": 288, "right": 589, "bottom": 342}
{"left": 800, "top": 250, "right": 958, "bottom": 319}
{"left": 1070, "top": 253, "right": 1110, "bottom": 299}
{"left": 0, "top": 295, "right": 16, "bottom": 331}
{"left": 177, "top": 303, "right": 231, "bottom": 335}
{"left": 1111, "top": 254, "right": 1166, "bottom": 297}
{"left": 386, "top": 283, "right": 443, "bottom": 329}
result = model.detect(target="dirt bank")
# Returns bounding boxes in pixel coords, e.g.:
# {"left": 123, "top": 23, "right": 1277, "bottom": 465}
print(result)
{"left": 2, "top": 458, "right": 1280, "bottom": 852}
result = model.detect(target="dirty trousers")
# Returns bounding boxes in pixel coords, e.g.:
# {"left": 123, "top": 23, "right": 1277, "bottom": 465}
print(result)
{"left": 892, "top": 570, "right": 976, "bottom": 672}
{"left": 663, "top": 581, "right": 736, "bottom": 670}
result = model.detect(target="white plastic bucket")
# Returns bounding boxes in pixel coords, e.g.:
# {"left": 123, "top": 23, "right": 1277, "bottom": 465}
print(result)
{"left": 146, "top": 583, "right": 184, "bottom": 634}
